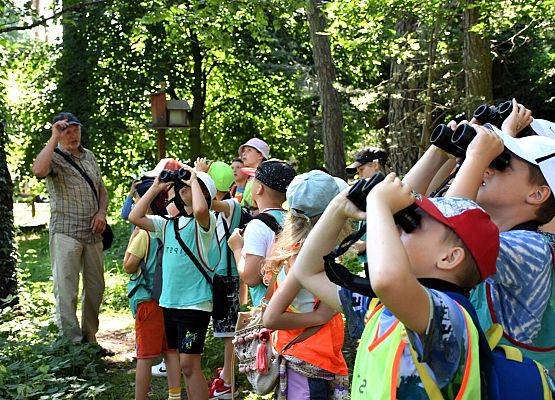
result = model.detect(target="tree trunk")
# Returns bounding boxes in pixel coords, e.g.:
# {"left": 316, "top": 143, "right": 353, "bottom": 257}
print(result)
{"left": 0, "top": 120, "right": 18, "bottom": 309}
{"left": 463, "top": 0, "right": 492, "bottom": 112}
{"left": 419, "top": 23, "right": 439, "bottom": 158}
{"left": 387, "top": 18, "right": 421, "bottom": 175}
{"left": 188, "top": 29, "right": 205, "bottom": 161}
{"left": 306, "top": 99, "right": 319, "bottom": 170}
{"left": 58, "top": 0, "right": 94, "bottom": 145}
{"left": 306, "top": 0, "right": 346, "bottom": 179}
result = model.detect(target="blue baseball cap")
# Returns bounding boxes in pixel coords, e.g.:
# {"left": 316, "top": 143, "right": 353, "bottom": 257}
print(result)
{"left": 286, "top": 170, "right": 343, "bottom": 218}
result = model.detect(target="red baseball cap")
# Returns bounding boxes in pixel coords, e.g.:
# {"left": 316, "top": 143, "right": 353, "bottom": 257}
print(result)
{"left": 142, "top": 158, "right": 184, "bottom": 178}
{"left": 415, "top": 196, "right": 499, "bottom": 281}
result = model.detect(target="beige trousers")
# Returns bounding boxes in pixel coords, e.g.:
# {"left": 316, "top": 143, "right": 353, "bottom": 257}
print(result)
{"left": 50, "top": 233, "right": 105, "bottom": 343}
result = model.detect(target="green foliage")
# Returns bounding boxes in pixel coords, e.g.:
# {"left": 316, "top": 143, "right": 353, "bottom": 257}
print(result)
{"left": 0, "top": 270, "right": 111, "bottom": 399}
{"left": 4, "top": 0, "right": 555, "bottom": 200}
{"left": 3, "top": 217, "right": 139, "bottom": 398}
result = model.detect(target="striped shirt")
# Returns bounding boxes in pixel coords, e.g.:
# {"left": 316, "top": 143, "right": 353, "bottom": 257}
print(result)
{"left": 485, "top": 230, "right": 554, "bottom": 342}
{"left": 45, "top": 146, "right": 105, "bottom": 244}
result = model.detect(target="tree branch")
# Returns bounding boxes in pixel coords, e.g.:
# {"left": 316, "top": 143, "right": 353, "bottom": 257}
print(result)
{"left": 204, "top": 97, "right": 235, "bottom": 118}
{"left": 0, "top": 0, "right": 108, "bottom": 34}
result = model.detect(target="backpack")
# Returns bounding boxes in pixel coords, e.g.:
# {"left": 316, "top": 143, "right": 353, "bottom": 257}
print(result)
{"left": 250, "top": 212, "right": 282, "bottom": 235}
{"left": 238, "top": 207, "right": 253, "bottom": 230}
{"left": 237, "top": 208, "right": 284, "bottom": 234}
{"left": 127, "top": 233, "right": 162, "bottom": 298}
{"left": 444, "top": 292, "right": 554, "bottom": 400}
{"left": 150, "top": 228, "right": 166, "bottom": 302}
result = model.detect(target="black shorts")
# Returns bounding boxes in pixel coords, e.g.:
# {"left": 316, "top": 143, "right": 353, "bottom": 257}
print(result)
{"left": 162, "top": 308, "right": 211, "bottom": 354}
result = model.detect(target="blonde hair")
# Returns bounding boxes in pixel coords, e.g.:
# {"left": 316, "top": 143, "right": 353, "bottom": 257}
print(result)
{"left": 262, "top": 212, "right": 354, "bottom": 285}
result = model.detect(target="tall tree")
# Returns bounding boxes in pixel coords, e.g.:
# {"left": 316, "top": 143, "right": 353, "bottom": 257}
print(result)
{"left": 306, "top": 0, "right": 345, "bottom": 179}
{"left": 419, "top": 21, "right": 439, "bottom": 157}
{"left": 0, "top": 120, "right": 18, "bottom": 309}
{"left": 187, "top": 28, "right": 206, "bottom": 160}
{"left": 57, "top": 0, "right": 99, "bottom": 144}
{"left": 463, "top": 0, "right": 492, "bottom": 111}
{"left": 387, "top": 17, "right": 422, "bottom": 175}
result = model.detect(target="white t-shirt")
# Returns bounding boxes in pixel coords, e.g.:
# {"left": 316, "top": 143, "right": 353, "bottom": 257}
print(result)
{"left": 242, "top": 219, "right": 277, "bottom": 258}
{"left": 241, "top": 209, "right": 285, "bottom": 307}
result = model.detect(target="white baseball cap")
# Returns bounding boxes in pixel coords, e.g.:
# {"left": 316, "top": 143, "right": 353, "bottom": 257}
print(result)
{"left": 530, "top": 119, "right": 555, "bottom": 139}
{"left": 196, "top": 171, "right": 217, "bottom": 200}
{"left": 493, "top": 126, "right": 555, "bottom": 192}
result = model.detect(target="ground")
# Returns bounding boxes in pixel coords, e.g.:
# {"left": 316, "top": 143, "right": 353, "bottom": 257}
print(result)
{"left": 2, "top": 204, "right": 266, "bottom": 399}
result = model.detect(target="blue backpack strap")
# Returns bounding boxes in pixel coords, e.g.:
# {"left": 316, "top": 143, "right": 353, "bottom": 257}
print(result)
{"left": 141, "top": 232, "right": 151, "bottom": 289}
{"left": 445, "top": 291, "right": 492, "bottom": 355}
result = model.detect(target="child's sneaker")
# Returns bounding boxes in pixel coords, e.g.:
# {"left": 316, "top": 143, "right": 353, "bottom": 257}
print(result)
{"left": 208, "top": 378, "right": 233, "bottom": 399}
{"left": 151, "top": 360, "right": 167, "bottom": 377}
{"left": 207, "top": 367, "right": 224, "bottom": 388}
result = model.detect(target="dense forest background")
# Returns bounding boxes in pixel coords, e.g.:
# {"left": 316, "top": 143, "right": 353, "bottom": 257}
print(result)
{"left": 2, "top": 0, "right": 554, "bottom": 202}
{"left": 1, "top": 1, "right": 555, "bottom": 398}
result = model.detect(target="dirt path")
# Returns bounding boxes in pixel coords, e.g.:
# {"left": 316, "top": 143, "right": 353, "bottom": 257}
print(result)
{"left": 96, "top": 313, "right": 136, "bottom": 362}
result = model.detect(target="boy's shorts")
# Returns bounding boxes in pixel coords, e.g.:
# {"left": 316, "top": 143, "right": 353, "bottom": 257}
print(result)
{"left": 213, "top": 291, "right": 239, "bottom": 338}
{"left": 163, "top": 308, "right": 211, "bottom": 354}
{"left": 135, "top": 299, "right": 168, "bottom": 359}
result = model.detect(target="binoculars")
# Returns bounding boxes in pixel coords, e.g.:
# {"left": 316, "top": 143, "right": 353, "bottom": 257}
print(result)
{"left": 430, "top": 123, "right": 511, "bottom": 170}
{"left": 473, "top": 100, "right": 512, "bottom": 126}
{"left": 347, "top": 172, "right": 421, "bottom": 233}
{"left": 159, "top": 168, "right": 192, "bottom": 191}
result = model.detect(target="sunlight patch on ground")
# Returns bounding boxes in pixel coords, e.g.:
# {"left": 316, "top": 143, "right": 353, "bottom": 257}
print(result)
{"left": 97, "top": 312, "right": 135, "bottom": 363}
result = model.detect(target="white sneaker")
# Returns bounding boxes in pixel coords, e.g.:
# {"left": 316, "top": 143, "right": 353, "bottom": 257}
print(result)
{"left": 151, "top": 360, "right": 167, "bottom": 377}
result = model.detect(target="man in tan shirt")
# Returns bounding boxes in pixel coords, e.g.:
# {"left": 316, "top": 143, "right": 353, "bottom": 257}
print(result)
{"left": 32, "top": 112, "right": 108, "bottom": 345}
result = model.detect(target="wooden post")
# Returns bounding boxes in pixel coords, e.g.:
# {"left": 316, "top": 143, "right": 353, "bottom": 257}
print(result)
{"left": 150, "top": 90, "right": 167, "bottom": 160}
{"left": 157, "top": 129, "right": 166, "bottom": 160}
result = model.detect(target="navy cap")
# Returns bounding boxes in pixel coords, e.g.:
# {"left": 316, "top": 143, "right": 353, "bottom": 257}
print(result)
{"left": 136, "top": 178, "right": 154, "bottom": 197}
{"left": 255, "top": 160, "right": 296, "bottom": 193}
{"left": 52, "top": 112, "right": 82, "bottom": 126}
{"left": 135, "top": 178, "right": 167, "bottom": 216}
{"left": 346, "top": 147, "right": 388, "bottom": 173}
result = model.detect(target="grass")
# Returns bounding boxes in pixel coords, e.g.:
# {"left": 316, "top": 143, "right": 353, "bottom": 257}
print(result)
{"left": 7, "top": 214, "right": 260, "bottom": 399}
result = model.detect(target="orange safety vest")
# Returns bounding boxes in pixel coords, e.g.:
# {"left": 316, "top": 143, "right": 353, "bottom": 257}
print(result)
{"left": 271, "top": 277, "right": 348, "bottom": 375}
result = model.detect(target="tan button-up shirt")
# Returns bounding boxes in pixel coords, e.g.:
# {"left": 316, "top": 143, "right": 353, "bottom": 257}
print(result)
{"left": 46, "top": 146, "right": 105, "bottom": 243}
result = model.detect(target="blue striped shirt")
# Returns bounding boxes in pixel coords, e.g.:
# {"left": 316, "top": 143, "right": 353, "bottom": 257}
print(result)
{"left": 483, "top": 230, "right": 554, "bottom": 343}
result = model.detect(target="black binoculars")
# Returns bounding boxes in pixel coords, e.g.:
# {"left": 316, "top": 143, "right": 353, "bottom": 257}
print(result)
{"left": 159, "top": 168, "right": 191, "bottom": 184}
{"left": 473, "top": 100, "right": 512, "bottom": 126}
{"left": 346, "top": 172, "right": 421, "bottom": 233}
{"left": 430, "top": 123, "right": 510, "bottom": 170}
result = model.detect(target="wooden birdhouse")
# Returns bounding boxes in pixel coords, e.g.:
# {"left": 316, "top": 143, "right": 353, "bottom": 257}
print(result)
{"left": 148, "top": 87, "right": 192, "bottom": 160}
{"left": 150, "top": 92, "right": 167, "bottom": 128}
{"left": 166, "top": 99, "right": 191, "bottom": 127}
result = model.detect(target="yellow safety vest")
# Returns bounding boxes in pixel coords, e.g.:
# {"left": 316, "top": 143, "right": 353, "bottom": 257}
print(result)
{"left": 351, "top": 302, "right": 481, "bottom": 400}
